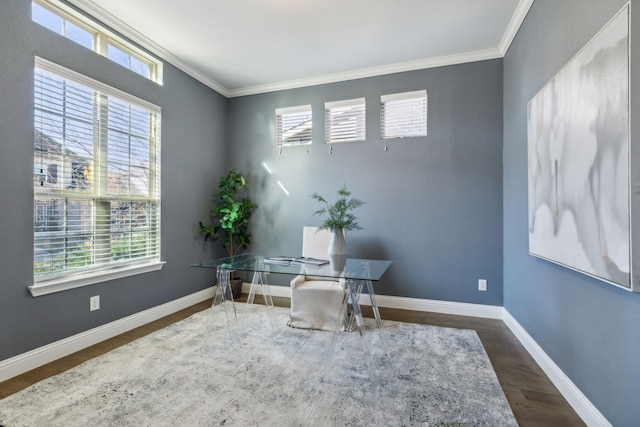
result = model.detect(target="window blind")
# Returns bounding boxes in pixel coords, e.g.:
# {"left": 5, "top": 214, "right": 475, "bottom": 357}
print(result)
{"left": 325, "top": 98, "right": 366, "bottom": 144}
{"left": 275, "top": 105, "right": 312, "bottom": 147}
{"left": 381, "top": 90, "right": 427, "bottom": 139}
{"left": 34, "top": 57, "right": 161, "bottom": 283}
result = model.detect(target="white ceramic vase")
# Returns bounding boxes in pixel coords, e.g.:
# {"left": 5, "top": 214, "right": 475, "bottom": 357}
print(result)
{"left": 328, "top": 228, "right": 347, "bottom": 271}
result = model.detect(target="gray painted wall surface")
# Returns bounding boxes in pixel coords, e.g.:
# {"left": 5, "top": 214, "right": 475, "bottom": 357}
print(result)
{"left": 0, "top": 0, "right": 227, "bottom": 361}
{"left": 6, "top": 0, "right": 635, "bottom": 423}
{"left": 503, "top": 0, "right": 640, "bottom": 425}
{"left": 227, "top": 60, "right": 504, "bottom": 305}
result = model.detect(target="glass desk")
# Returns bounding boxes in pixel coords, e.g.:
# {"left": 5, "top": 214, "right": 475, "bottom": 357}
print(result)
{"left": 192, "top": 254, "right": 392, "bottom": 341}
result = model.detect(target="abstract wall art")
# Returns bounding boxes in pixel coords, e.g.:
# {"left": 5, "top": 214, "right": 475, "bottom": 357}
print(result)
{"left": 527, "top": 5, "right": 631, "bottom": 289}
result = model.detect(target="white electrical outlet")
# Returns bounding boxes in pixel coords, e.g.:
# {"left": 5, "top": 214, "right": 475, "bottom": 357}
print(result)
{"left": 90, "top": 295, "right": 100, "bottom": 311}
{"left": 478, "top": 279, "right": 487, "bottom": 291}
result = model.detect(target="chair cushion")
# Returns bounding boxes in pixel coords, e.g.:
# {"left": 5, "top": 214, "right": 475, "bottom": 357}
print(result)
{"left": 288, "top": 279, "right": 346, "bottom": 331}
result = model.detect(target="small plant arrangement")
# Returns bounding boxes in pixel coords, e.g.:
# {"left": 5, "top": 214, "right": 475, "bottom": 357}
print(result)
{"left": 311, "top": 185, "right": 365, "bottom": 232}
{"left": 198, "top": 168, "right": 257, "bottom": 257}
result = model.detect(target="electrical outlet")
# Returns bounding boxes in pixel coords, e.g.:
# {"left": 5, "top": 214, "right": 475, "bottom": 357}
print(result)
{"left": 478, "top": 279, "right": 487, "bottom": 291}
{"left": 90, "top": 295, "right": 100, "bottom": 311}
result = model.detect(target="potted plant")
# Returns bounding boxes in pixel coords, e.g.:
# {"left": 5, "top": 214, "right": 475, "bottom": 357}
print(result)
{"left": 198, "top": 168, "right": 257, "bottom": 299}
{"left": 311, "top": 185, "right": 364, "bottom": 270}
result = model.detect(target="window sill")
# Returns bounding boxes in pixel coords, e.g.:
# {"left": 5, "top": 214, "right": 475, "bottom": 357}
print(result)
{"left": 28, "top": 261, "right": 166, "bottom": 297}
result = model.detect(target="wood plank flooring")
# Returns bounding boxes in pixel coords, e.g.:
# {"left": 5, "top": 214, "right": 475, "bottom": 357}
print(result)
{"left": 0, "top": 296, "right": 586, "bottom": 427}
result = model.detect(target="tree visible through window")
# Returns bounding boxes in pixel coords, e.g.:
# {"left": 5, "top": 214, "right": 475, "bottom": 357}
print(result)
{"left": 34, "top": 58, "right": 161, "bottom": 281}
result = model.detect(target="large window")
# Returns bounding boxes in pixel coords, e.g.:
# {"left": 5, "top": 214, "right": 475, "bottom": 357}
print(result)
{"left": 381, "top": 90, "right": 427, "bottom": 139}
{"left": 325, "top": 98, "right": 366, "bottom": 144}
{"left": 32, "top": 57, "right": 162, "bottom": 296}
{"left": 32, "top": 0, "right": 162, "bottom": 84}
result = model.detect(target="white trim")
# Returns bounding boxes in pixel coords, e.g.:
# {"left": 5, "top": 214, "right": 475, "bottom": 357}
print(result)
{"left": 381, "top": 90, "right": 427, "bottom": 103}
{"left": 35, "top": 57, "right": 161, "bottom": 113}
{"left": 499, "top": 0, "right": 535, "bottom": 55}
{"left": 66, "top": 0, "right": 229, "bottom": 96}
{"left": 362, "top": 294, "right": 504, "bottom": 319}
{"left": 0, "top": 287, "right": 214, "bottom": 382}
{"left": 242, "top": 283, "right": 503, "bottom": 319}
{"left": 243, "top": 282, "right": 290, "bottom": 298}
{"left": 29, "top": 261, "right": 166, "bottom": 297}
{"left": 64, "top": 1, "right": 531, "bottom": 98}
{"left": 3, "top": 281, "right": 612, "bottom": 427}
{"left": 325, "top": 98, "right": 365, "bottom": 110}
{"left": 229, "top": 48, "right": 503, "bottom": 98}
{"left": 36, "top": 0, "right": 164, "bottom": 85}
{"left": 275, "top": 104, "right": 312, "bottom": 115}
{"left": 502, "top": 310, "right": 612, "bottom": 427}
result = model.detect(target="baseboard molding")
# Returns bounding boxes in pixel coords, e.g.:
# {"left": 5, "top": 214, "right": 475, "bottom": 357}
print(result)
{"left": 242, "top": 282, "right": 504, "bottom": 319}
{"left": 1, "top": 283, "right": 611, "bottom": 427}
{"left": 502, "top": 310, "right": 611, "bottom": 427}
{"left": 0, "top": 287, "right": 215, "bottom": 383}
{"left": 364, "top": 294, "right": 504, "bottom": 319}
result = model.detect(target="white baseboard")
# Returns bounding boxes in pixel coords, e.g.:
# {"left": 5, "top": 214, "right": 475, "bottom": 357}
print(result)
{"left": 0, "top": 287, "right": 215, "bottom": 383}
{"left": 364, "top": 294, "right": 504, "bottom": 319}
{"left": 242, "top": 282, "right": 504, "bottom": 319}
{"left": 1, "top": 283, "right": 611, "bottom": 427}
{"left": 502, "top": 310, "right": 611, "bottom": 427}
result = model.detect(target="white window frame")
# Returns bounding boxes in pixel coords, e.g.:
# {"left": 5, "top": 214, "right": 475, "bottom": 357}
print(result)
{"left": 275, "top": 105, "right": 313, "bottom": 147}
{"left": 32, "top": 0, "right": 163, "bottom": 84}
{"left": 29, "top": 57, "right": 163, "bottom": 297}
{"left": 380, "top": 90, "right": 428, "bottom": 139}
{"left": 325, "top": 98, "right": 366, "bottom": 144}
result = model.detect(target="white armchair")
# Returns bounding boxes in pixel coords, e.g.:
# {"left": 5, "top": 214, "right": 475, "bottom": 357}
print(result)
{"left": 288, "top": 227, "right": 347, "bottom": 331}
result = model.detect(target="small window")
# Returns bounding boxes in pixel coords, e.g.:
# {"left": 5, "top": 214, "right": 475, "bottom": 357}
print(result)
{"left": 32, "top": 1, "right": 162, "bottom": 84}
{"left": 325, "top": 98, "right": 366, "bottom": 144}
{"left": 108, "top": 42, "right": 151, "bottom": 80}
{"left": 32, "top": 2, "right": 94, "bottom": 50}
{"left": 381, "top": 90, "right": 427, "bottom": 139}
{"left": 276, "top": 105, "right": 312, "bottom": 147}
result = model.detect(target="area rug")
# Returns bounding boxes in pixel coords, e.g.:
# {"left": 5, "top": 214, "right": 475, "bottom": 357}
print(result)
{"left": 0, "top": 303, "right": 517, "bottom": 426}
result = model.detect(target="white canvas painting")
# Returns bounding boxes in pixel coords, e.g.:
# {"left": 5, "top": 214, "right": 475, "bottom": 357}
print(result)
{"left": 527, "top": 6, "right": 630, "bottom": 288}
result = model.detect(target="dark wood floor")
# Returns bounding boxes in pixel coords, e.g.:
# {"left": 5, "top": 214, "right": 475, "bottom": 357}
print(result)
{"left": 0, "top": 296, "right": 585, "bottom": 427}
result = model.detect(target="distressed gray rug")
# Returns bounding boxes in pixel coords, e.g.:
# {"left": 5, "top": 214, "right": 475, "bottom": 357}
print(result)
{"left": 0, "top": 303, "right": 517, "bottom": 426}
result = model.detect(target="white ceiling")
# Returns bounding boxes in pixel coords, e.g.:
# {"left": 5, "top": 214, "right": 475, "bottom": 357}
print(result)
{"left": 69, "top": 0, "right": 533, "bottom": 97}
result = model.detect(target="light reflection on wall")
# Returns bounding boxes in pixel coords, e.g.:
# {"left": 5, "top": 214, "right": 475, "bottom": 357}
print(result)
{"left": 262, "top": 161, "right": 289, "bottom": 196}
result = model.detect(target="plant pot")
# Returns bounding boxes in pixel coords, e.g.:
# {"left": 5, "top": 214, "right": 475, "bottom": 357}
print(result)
{"left": 220, "top": 278, "right": 243, "bottom": 300}
{"left": 230, "top": 278, "right": 243, "bottom": 299}
{"left": 328, "top": 229, "right": 347, "bottom": 271}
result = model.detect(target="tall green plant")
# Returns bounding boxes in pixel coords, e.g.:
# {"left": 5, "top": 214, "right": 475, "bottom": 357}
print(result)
{"left": 311, "top": 185, "right": 364, "bottom": 232}
{"left": 198, "top": 168, "right": 257, "bottom": 256}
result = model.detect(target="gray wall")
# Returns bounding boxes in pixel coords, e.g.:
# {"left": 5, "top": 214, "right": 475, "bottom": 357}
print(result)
{"left": 6, "top": 1, "right": 635, "bottom": 423}
{"left": 503, "top": 0, "right": 640, "bottom": 425}
{"left": 227, "top": 60, "right": 504, "bottom": 305}
{"left": 0, "top": 0, "right": 227, "bottom": 361}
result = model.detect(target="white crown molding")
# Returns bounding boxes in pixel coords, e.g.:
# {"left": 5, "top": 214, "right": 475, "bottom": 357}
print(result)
{"left": 62, "top": 0, "right": 531, "bottom": 99}
{"left": 64, "top": 0, "right": 232, "bottom": 97}
{"left": 227, "top": 48, "right": 504, "bottom": 98}
{"left": 499, "top": 0, "right": 535, "bottom": 55}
